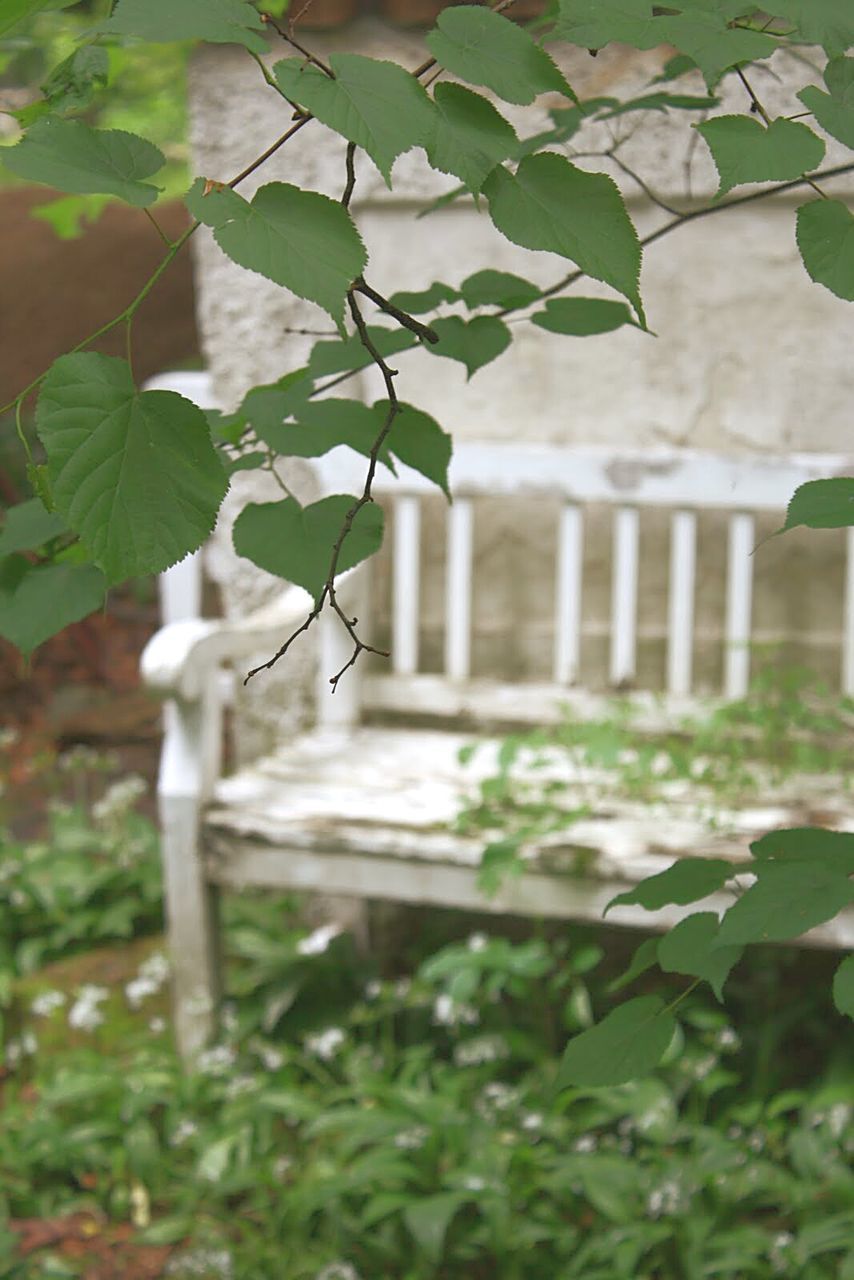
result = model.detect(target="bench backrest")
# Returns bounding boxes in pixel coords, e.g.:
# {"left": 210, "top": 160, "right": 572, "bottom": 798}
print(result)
{"left": 148, "top": 372, "right": 854, "bottom": 728}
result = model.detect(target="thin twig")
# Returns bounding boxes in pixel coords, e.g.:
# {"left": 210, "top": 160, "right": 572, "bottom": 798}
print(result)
{"left": 143, "top": 208, "right": 173, "bottom": 248}
{"left": 341, "top": 141, "right": 357, "bottom": 207}
{"left": 244, "top": 290, "right": 398, "bottom": 685}
{"left": 262, "top": 11, "right": 335, "bottom": 78}
{"left": 609, "top": 151, "right": 682, "bottom": 217}
{"left": 354, "top": 278, "right": 440, "bottom": 344}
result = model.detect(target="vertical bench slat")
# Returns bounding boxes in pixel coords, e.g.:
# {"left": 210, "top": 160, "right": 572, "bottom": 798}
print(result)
{"left": 554, "top": 502, "right": 583, "bottom": 684}
{"left": 724, "top": 512, "right": 754, "bottom": 698}
{"left": 393, "top": 495, "right": 421, "bottom": 675}
{"left": 445, "top": 498, "right": 473, "bottom": 679}
{"left": 844, "top": 526, "right": 854, "bottom": 695}
{"left": 610, "top": 506, "right": 639, "bottom": 686}
{"left": 667, "top": 510, "right": 697, "bottom": 696}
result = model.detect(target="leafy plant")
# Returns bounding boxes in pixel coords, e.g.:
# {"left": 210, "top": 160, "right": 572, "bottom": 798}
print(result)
{"left": 1, "top": 0, "right": 854, "bottom": 1095}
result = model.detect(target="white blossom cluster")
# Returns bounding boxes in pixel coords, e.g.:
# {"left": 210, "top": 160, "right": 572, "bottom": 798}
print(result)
{"left": 315, "top": 1264, "right": 361, "bottom": 1280}
{"left": 68, "top": 984, "right": 109, "bottom": 1031}
{"left": 169, "top": 1119, "right": 199, "bottom": 1148}
{"left": 304, "top": 1027, "right": 346, "bottom": 1060}
{"left": 197, "top": 1044, "right": 237, "bottom": 1076}
{"left": 454, "top": 1034, "right": 509, "bottom": 1067}
{"left": 165, "top": 1247, "right": 233, "bottom": 1277}
{"left": 92, "top": 773, "right": 147, "bottom": 825}
{"left": 646, "top": 1179, "right": 686, "bottom": 1218}
{"left": 124, "top": 951, "right": 170, "bottom": 1009}
{"left": 393, "top": 1125, "right": 429, "bottom": 1150}
{"left": 297, "top": 922, "right": 343, "bottom": 956}
{"left": 4, "top": 1031, "right": 37, "bottom": 1068}
{"left": 30, "top": 989, "right": 67, "bottom": 1017}
{"left": 432, "top": 994, "right": 479, "bottom": 1027}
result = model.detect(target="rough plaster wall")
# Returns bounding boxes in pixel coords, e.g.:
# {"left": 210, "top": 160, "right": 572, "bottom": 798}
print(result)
{"left": 188, "top": 24, "right": 854, "bottom": 722}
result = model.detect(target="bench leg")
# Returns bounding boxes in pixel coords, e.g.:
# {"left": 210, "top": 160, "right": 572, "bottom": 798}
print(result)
{"left": 160, "top": 792, "right": 222, "bottom": 1061}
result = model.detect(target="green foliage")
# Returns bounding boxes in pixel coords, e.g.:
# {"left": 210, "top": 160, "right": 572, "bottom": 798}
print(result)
{"left": 0, "top": 498, "right": 65, "bottom": 555}
{"left": 696, "top": 115, "right": 825, "bottom": 197}
{"left": 796, "top": 199, "right": 854, "bottom": 301}
{"left": 425, "top": 7, "right": 574, "bottom": 106}
{"left": 557, "top": 996, "right": 676, "bottom": 1086}
{"left": 483, "top": 154, "right": 644, "bottom": 321}
{"left": 531, "top": 296, "right": 634, "bottom": 335}
{"left": 782, "top": 476, "right": 854, "bottom": 530}
{"left": 185, "top": 178, "right": 367, "bottom": 330}
{"left": 36, "top": 353, "right": 227, "bottom": 582}
{"left": 2, "top": 117, "right": 165, "bottom": 205}
{"left": 275, "top": 54, "right": 436, "bottom": 187}
{"left": 459, "top": 269, "right": 540, "bottom": 310}
{"left": 2, "top": 758, "right": 851, "bottom": 1278}
{"left": 425, "top": 83, "right": 518, "bottom": 194}
{"left": 799, "top": 57, "right": 854, "bottom": 150}
{"left": 0, "top": 558, "right": 105, "bottom": 653}
{"left": 427, "top": 314, "right": 512, "bottom": 378}
{"left": 606, "top": 858, "right": 735, "bottom": 914}
{"left": 104, "top": 0, "right": 268, "bottom": 54}
{"left": 232, "top": 494, "right": 384, "bottom": 599}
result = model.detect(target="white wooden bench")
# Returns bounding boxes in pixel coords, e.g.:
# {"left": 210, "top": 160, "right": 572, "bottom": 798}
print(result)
{"left": 141, "top": 371, "right": 854, "bottom": 1057}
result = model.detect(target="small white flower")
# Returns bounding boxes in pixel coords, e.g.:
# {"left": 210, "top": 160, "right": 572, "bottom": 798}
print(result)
{"left": 521, "top": 1112, "right": 543, "bottom": 1131}
{"left": 467, "top": 932, "right": 489, "bottom": 952}
{"left": 726, "top": 1124, "right": 743, "bottom": 1140}
{"left": 297, "top": 922, "right": 343, "bottom": 956}
{"left": 316, "top": 1264, "right": 361, "bottom": 1280}
{"left": 0, "top": 727, "right": 20, "bottom": 749}
{"left": 4, "top": 1039, "right": 22, "bottom": 1068}
{"left": 394, "top": 1125, "right": 429, "bottom": 1150}
{"left": 716, "top": 1027, "right": 740, "bottom": 1050}
{"left": 273, "top": 1155, "right": 293, "bottom": 1180}
{"left": 646, "top": 1180, "right": 682, "bottom": 1218}
{"left": 305, "top": 1027, "right": 345, "bottom": 1061}
{"left": 166, "top": 1247, "right": 233, "bottom": 1277}
{"left": 21, "top": 1031, "right": 37, "bottom": 1055}
{"left": 573, "top": 1135, "right": 597, "bottom": 1154}
{"left": 254, "top": 1042, "right": 284, "bottom": 1072}
{"left": 462, "top": 1175, "right": 486, "bottom": 1192}
{"left": 650, "top": 751, "right": 672, "bottom": 777}
{"left": 68, "top": 985, "right": 109, "bottom": 1032}
{"left": 148, "top": 1016, "right": 166, "bottom": 1034}
{"left": 479, "top": 1082, "right": 518, "bottom": 1113}
{"left": 769, "top": 1231, "right": 794, "bottom": 1274}
{"left": 827, "top": 1102, "right": 851, "bottom": 1139}
{"left": 393, "top": 977, "right": 411, "bottom": 999}
{"left": 747, "top": 1130, "right": 765, "bottom": 1152}
{"left": 169, "top": 1119, "right": 198, "bottom": 1147}
{"left": 220, "top": 1003, "right": 239, "bottom": 1036}
{"left": 364, "top": 980, "right": 382, "bottom": 1000}
{"left": 30, "top": 990, "right": 67, "bottom": 1017}
{"left": 690, "top": 1053, "right": 717, "bottom": 1081}
{"left": 432, "top": 994, "right": 478, "bottom": 1027}
{"left": 225, "top": 1073, "right": 259, "bottom": 1100}
{"left": 92, "top": 774, "right": 147, "bottom": 824}
{"left": 197, "top": 1044, "right": 237, "bottom": 1076}
{"left": 454, "top": 1034, "right": 508, "bottom": 1067}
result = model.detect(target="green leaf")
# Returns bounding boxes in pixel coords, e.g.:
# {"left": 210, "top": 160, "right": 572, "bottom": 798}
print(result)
{"left": 797, "top": 199, "right": 854, "bottom": 302}
{"left": 427, "top": 315, "right": 511, "bottom": 379}
{"left": 232, "top": 369, "right": 315, "bottom": 439}
{"left": 483, "top": 154, "right": 643, "bottom": 321}
{"left": 404, "top": 1193, "right": 467, "bottom": 1263}
{"left": 30, "top": 193, "right": 111, "bottom": 240}
{"left": 556, "top": 995, "right": 676, "bottom": 1088}
{"left": 0, "top": 559, "right": 105, "bottom": 654}
{"left": 256, "top": 398, "right": 394, "bottom": 468}
{"left": 389, "top": 282, "right": 460, "bottom": 314}
{"left": 832, "top": 954, "right": 854, "bottom": 1018}
{"left": 0, "top": 0, "right": 75, "bottom": 38}
{"left": 274, "top": 54, "right": 436, "bottom": 186}
{"left": 606, "top": 936, "right": 659, "bottom": 993}
{"left": 426, "top": 83, "right": 518, "bottom": 194}
{"left": 555, "top": 1, "right": 776, "bottom": 87}
{"left": 799, "top": 58, "right": 854, "bottom": 150}
{"left": 2, "top": 118, "right": 165, "bottom": 207}
{"left": 599, "top": 91, "right": 719, "bottom": 119}
{"left": 531, "top": 297, "right": 633, "bottom": 335}
{"left": 380, "top": 400, "right": 453, "bottom": 498}
{"left": 41, "top": 46, "right": 109, "bottom": 115}
{"left": 716, "top": 860, "right": 854, "bottom": 947}
{"left": 460, "top": 269, "right": 540, "bottom": 310}
{"left": 232, "top": 494, "right": 384, "bottom": 598}
{"left": 308, "top": 327, "right": 416, "bottom": 377}
{"left": 186, "top": 178, "right": 367, "bottom": 330}
{"left": 36, "top": 353, "right": 227, "bottom": 582}
{"left": 750, "top": 827, "right": 854, "bottom": 875}
{"left": 606, "top": 857, "right": 733, "bottom": 915}
{"left": 0, "top": 499, "right": 66, "bottom": 556}
{"left": 657, "top": 913, "right": 742, "bottom": 1001}
{"left": 780, "top": 477, "right": 854, "bottom": 532}
{"left": 426, "top": 7, "right": 575, "bottom": 106}
{"left": 695, "top": 116, "right": 825, "bottom": 198}
{"left": 105, "top": 0, "right": 268, "bottom": 54}
{"left": 770, "top": 0, "right": 854, "bottom": 58}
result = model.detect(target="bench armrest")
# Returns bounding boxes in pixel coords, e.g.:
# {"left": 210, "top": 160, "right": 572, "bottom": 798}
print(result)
{"left": 141, "top": 584, "right": 315, "bottom": 702}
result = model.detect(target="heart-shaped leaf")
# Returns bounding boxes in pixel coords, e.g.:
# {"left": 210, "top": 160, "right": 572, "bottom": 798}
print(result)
{"left": 36, "top": 353, "right": 227, "bottom": 582}
{"left": 557, "top": 995, "right": 675, "bottom": 1088}
{"left": 2, "top": 118, "right": 165, "bottom": 206}
{"left": 0, "top": 557, "right": 105, "bottom": 654}
{"left": 696, "top": 115, "right": 824, "bottom": 198}
{"left": 657, "top": 913, "right": 742, "bottom": 1002}
{"left": 427, "top": 315, "right": 511, "bottom": 378}
{"left": 232, "top": 494, "right": 384, "bottom": 599}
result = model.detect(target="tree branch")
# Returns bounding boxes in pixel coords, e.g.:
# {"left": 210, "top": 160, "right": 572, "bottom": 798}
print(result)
{"left": 354, "top": 278, "right": 440, "bottom": 344}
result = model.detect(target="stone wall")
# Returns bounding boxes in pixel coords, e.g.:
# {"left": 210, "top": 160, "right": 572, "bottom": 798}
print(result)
{"left": 187, "top": 22, "right": 854, "bottom": 748}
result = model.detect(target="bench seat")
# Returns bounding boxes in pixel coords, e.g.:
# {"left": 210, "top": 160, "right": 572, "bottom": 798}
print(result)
{"left": 202, "top": 723, "right": 854, "bottom": 947}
